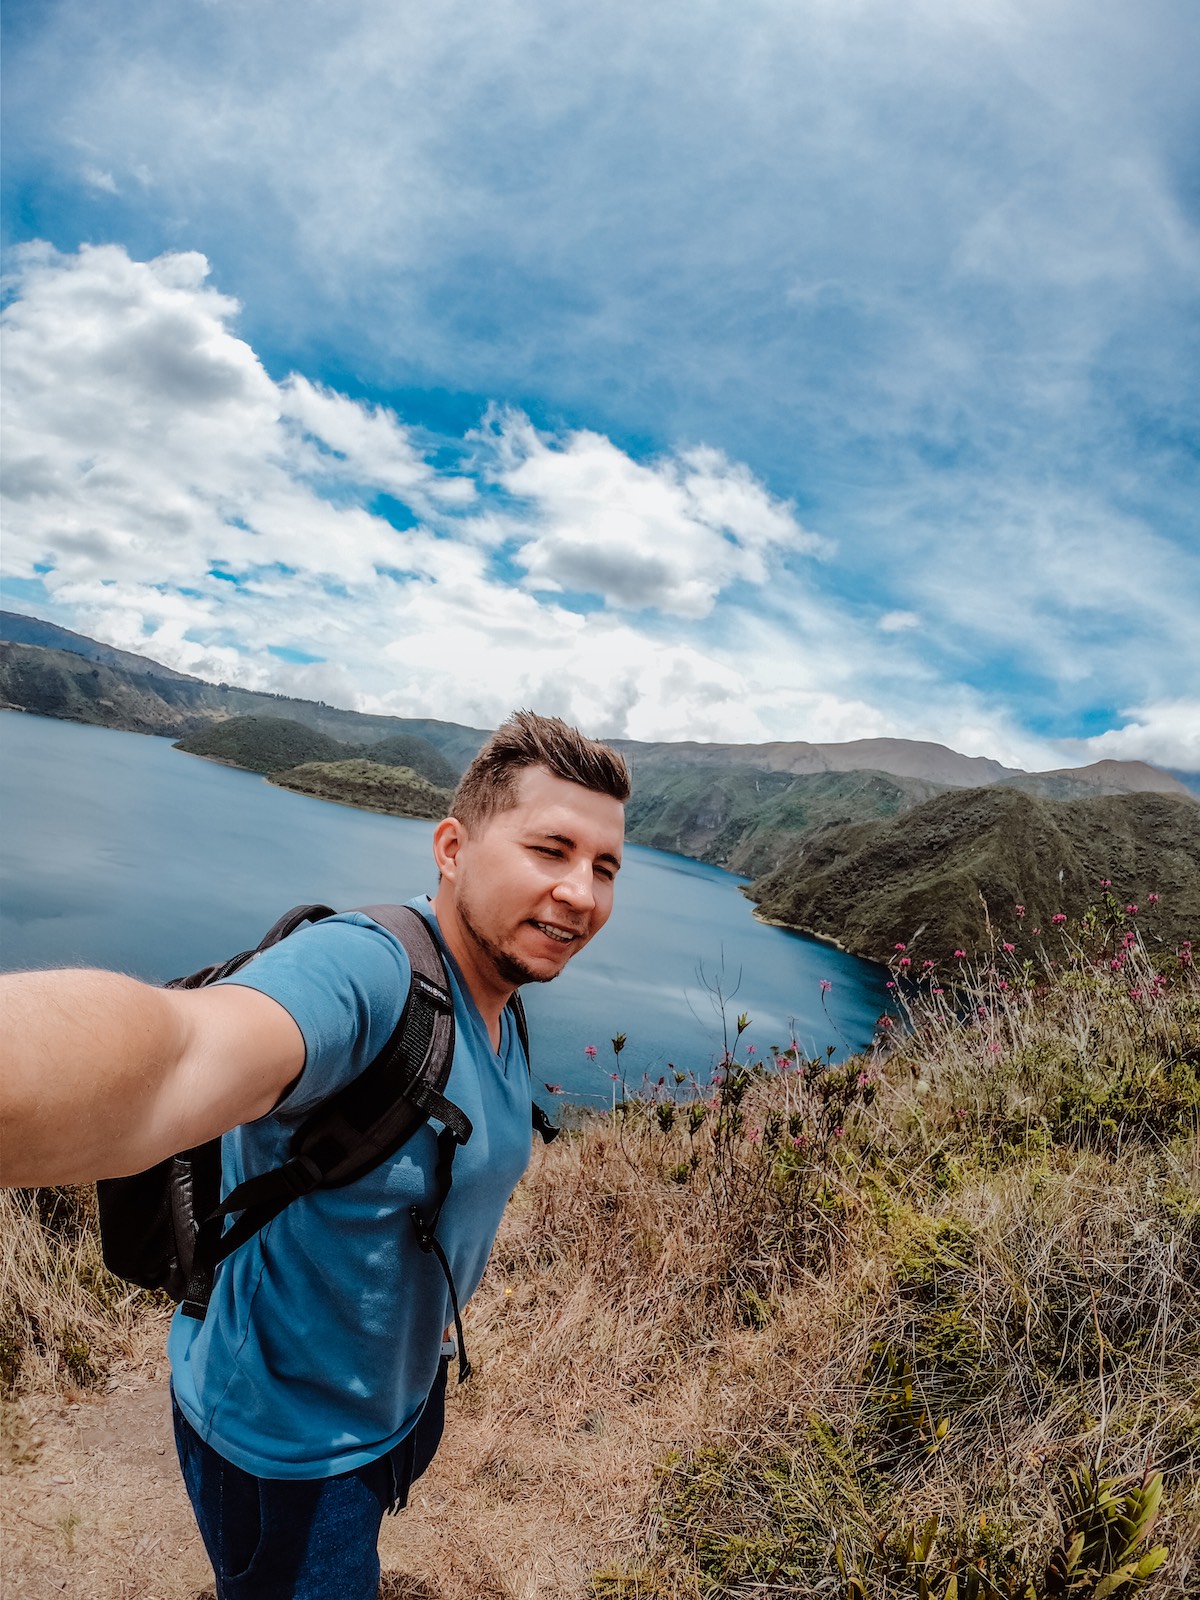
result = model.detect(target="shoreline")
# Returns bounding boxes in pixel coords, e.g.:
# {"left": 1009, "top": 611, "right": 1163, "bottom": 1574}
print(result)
{"left": 750, "top": 906, "right": 858, "bottom": 956}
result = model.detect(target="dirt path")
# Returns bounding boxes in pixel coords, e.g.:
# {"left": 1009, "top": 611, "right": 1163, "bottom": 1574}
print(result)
{"left": 2, "top": 1356, "right": 651, "bottom": 1599}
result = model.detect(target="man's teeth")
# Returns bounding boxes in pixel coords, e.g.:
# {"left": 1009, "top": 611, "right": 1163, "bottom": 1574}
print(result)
{"left": 534, "top": 922, "right": 574, "bottom": 943}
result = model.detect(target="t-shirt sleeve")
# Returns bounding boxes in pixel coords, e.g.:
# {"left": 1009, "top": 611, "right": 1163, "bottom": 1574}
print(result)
{"left": 214, "top": 913, "right": 413, "bottom": 1122}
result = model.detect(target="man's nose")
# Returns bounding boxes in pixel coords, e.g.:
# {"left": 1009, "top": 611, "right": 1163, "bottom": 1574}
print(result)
{"left": 552, "top": 861, "right": 596, "bottom": 911}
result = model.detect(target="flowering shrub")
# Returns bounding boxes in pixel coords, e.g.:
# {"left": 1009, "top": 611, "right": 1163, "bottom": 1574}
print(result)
{"left": 874, "top": 887, "right": 1199, "bottom": 1153}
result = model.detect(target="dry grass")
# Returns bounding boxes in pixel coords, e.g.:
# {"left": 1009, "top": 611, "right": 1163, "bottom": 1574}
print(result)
{"left": 2, "top": 901, "right": 1197, "bottom": 1597}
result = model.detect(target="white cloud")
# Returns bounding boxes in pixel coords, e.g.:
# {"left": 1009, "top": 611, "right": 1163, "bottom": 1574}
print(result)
{"left": 1063, "top": 702, "right": 1200, "bottom": 773}
{"left": 1, "top": 239, "right": 1194, "bottom": 772}
{"left": 0, "top": 243, "right": 859, "bottom": 743}
{"left": 81, "top": 165, "right": 118, "bottom": 194}
{"left": 3, "top": 0, "right": 1197, "bottom": 772}
{"left": 878, "top": 610, "right": 920, "bottom": 632}
{"left": 479, "top": 411, "right": 824, "bottom": 617}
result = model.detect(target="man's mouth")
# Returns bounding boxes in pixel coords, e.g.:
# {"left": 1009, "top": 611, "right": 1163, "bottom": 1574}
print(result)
{"left": 531, "top": 920, "right": 579, "bottom": 945}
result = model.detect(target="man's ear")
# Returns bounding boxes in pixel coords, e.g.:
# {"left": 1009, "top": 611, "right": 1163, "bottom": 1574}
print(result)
{"left": 432, "top": 816, "right": 467, "bottom": 880}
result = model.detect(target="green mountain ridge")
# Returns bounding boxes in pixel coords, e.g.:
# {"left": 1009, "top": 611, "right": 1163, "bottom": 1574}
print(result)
{"left": 623, "top": 760, "right": 949, "bottom": 876}
{"left": 0, "top": 633, "right": 490, "bottom": 768}
{"left": 748, "top": 786, "right": 1200, "bottom": 962}
{"left": 175, "top": 716, "right": 458, "bottom": 786}
{"left": 4, "top": 615, "right": 1196, "bottom": 962}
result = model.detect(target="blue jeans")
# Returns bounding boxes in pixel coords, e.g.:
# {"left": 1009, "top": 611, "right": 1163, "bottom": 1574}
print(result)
{"left": 171, "top": 1357, "right": 448, "bottom": 1600}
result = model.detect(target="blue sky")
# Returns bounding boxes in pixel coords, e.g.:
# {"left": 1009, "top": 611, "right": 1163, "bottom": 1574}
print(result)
{"left": 2, "top": 0, "right": 1197, "bottom": 769}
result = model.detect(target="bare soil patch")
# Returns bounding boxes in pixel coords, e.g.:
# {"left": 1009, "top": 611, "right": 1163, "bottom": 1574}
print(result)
{"left": 1, "top": 1332, "right": 648, "bottom": 1600}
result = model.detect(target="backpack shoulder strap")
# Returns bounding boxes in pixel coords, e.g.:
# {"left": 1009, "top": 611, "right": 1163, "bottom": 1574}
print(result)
{"left": 507, "top": 991, "right": 530, "bottom": 1064}
{"left": 185, "top": 905, "right": 466, "bottom": 1313}
{"left": 505, "top": 990, "right": 558, "bottom": 1145}
{"left": 166, "top": 903, "right": 338, "bottom": 991}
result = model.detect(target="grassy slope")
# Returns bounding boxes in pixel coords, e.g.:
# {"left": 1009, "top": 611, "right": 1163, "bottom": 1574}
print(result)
{"left": 174, "top": 715, "right": 461, "bottom": 786}
{"left": 354, "top": 733, "right": 459, "bottom": 789}
{"left": 750, "top": 787, "right": 1200, "bottom": 963}
{"left": 175, "top": 715, "right": 347, "bottom": 773}
{"left": 5, "top": 911, "right": 1197, "bottom": 1597}
{"left": 268, "top": 759, "right": 453, "bottom": 820}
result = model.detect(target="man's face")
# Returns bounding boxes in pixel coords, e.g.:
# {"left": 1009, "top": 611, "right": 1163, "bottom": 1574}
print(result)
{"left": 439, "top": 765, "right": 625, "bottom": 990}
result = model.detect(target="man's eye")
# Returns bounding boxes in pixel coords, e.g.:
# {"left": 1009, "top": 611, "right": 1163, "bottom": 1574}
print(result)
{"left": 533, "top": 845, "right": 563, "bottom": 858}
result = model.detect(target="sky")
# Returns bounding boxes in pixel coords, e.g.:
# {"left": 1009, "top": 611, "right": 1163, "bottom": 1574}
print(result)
{"left": 2, "top": 0, "right": 1198, "bottom": 771}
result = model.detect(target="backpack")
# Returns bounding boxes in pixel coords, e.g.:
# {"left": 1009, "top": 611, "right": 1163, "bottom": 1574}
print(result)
{"left": 96, "top": 902, "right": 556, "bottom": 1381}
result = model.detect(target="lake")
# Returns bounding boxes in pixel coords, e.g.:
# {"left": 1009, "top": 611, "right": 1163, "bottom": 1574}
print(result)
{"left": 0, "top": 711, "right": 891, "bottom": 1104}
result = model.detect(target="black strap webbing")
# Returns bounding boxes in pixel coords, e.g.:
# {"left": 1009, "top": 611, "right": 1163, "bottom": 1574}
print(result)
{"left": 409, "top": 1125, "right": 471, "bottom": 1382}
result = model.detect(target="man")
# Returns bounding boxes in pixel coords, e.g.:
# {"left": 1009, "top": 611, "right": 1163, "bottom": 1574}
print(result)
{"left": 1, "top": 709, "right": 630, "bottom": 1599}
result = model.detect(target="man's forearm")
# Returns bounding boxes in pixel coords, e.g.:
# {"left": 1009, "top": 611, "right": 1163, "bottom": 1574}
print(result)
{"left": 0, "top": 969, "right": 188, "bottom": 1186}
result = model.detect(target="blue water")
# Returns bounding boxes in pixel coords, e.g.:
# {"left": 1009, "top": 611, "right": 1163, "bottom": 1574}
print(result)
{"left": 0, "top": 712, "right": 890, "bottom": 1106}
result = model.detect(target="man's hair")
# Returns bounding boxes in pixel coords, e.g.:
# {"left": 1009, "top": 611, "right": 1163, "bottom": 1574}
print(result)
{"left": 451, "top": 710, "right": 631, "bottom": 831}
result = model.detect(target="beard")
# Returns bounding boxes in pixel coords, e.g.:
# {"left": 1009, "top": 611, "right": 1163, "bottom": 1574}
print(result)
{"left": 456, "top": 892, "right": 562, "bottom": 989}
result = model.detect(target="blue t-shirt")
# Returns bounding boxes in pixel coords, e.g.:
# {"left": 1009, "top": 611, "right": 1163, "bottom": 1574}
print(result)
{"left": 167, "top": 898, "right": 533, "bottom": 1478}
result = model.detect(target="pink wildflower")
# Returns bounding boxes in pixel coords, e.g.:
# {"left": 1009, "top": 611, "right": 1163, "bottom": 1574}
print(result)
{"left": 584, "top": 1044, "right": 598, "bottom": 1060}
{"left": 923, "top": 959, "right": 935, "bottom": 969}
{"left": 997, "top": 980, "right": 1009, "bottom": 990}
{"left": 1015, "top": 905, "right": 1026, "bottom": 917}
{"left": 1002, "top": 942, "right": 1015, "bottom": 953}
{"left": 1051, "top": 913, "right": 1067, "bottom": 925}
{"left": 792, "top": 1134, "right": 809, "bottom": 1149}
{"left": 746, "top": 1126, "right": 762, "bottom": 1145}
{"left": 932, "top": 987, "right": 945, "bottom": 995}
{"left": 543, "top": 1083, "right": 563, "bottom": 1094}
{"left": 1126, "top": 904, "right": 1139, "bottom": 915}
{"left": 898, "top": 957, "right": 911, "bottom": 968}
{"left": 1110, "top": 957, "right": 1124, "bottom": 971}
{"left": 819, "top": 979, "right": 831, "bottom": 993}
{"left": 1099, "top": 879, "right": 1111, "bottom": 888}
{"left": 832, "top": 1125, "right": 845, "bottom": 1139}
{"left": 894, "top": 942, "right": 907, "bottom": 951}
{"left": 988, "top": 1042, "right": 1003, "bottom": 1054}
{"left": 954, "top": 949, "right": 967, "bottom": 959}
{"left": 1128, "top": 989, "right": 1142, "bottom": 1001}
{"left": 886, "top": 980, "right": 896, "bottom": 989}
{"left": 857, "top": 1072, "right": 871, "bottom": 1088}
{"left": 1147, "top": 893, "right": 1159, "bottom": 905}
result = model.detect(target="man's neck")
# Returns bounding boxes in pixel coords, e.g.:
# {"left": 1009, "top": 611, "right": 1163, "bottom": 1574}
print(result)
{"left": 429, "top": 887, "right": 513, "bottom": 1048}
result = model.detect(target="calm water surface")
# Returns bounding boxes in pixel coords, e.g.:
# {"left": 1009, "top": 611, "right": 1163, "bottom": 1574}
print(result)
{"left": 1, "top": 712, "right": 890, "bottom": 1104}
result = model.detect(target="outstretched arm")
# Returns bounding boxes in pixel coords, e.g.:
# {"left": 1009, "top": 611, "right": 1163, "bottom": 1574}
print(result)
{"left": 0, "top": 970, "right": 305, "bottom": 1187}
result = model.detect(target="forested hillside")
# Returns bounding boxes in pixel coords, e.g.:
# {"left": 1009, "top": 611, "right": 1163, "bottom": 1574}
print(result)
{"left": 749, "top": 785, "right": 1200, "bottom": 962}
{"left": 175, "top": 716, "right": 459, "bottom": 786}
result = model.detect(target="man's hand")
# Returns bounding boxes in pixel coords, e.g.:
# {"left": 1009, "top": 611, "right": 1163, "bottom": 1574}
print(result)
{"left": 0, "top": 971, "right": 305, "bottom": 1187}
